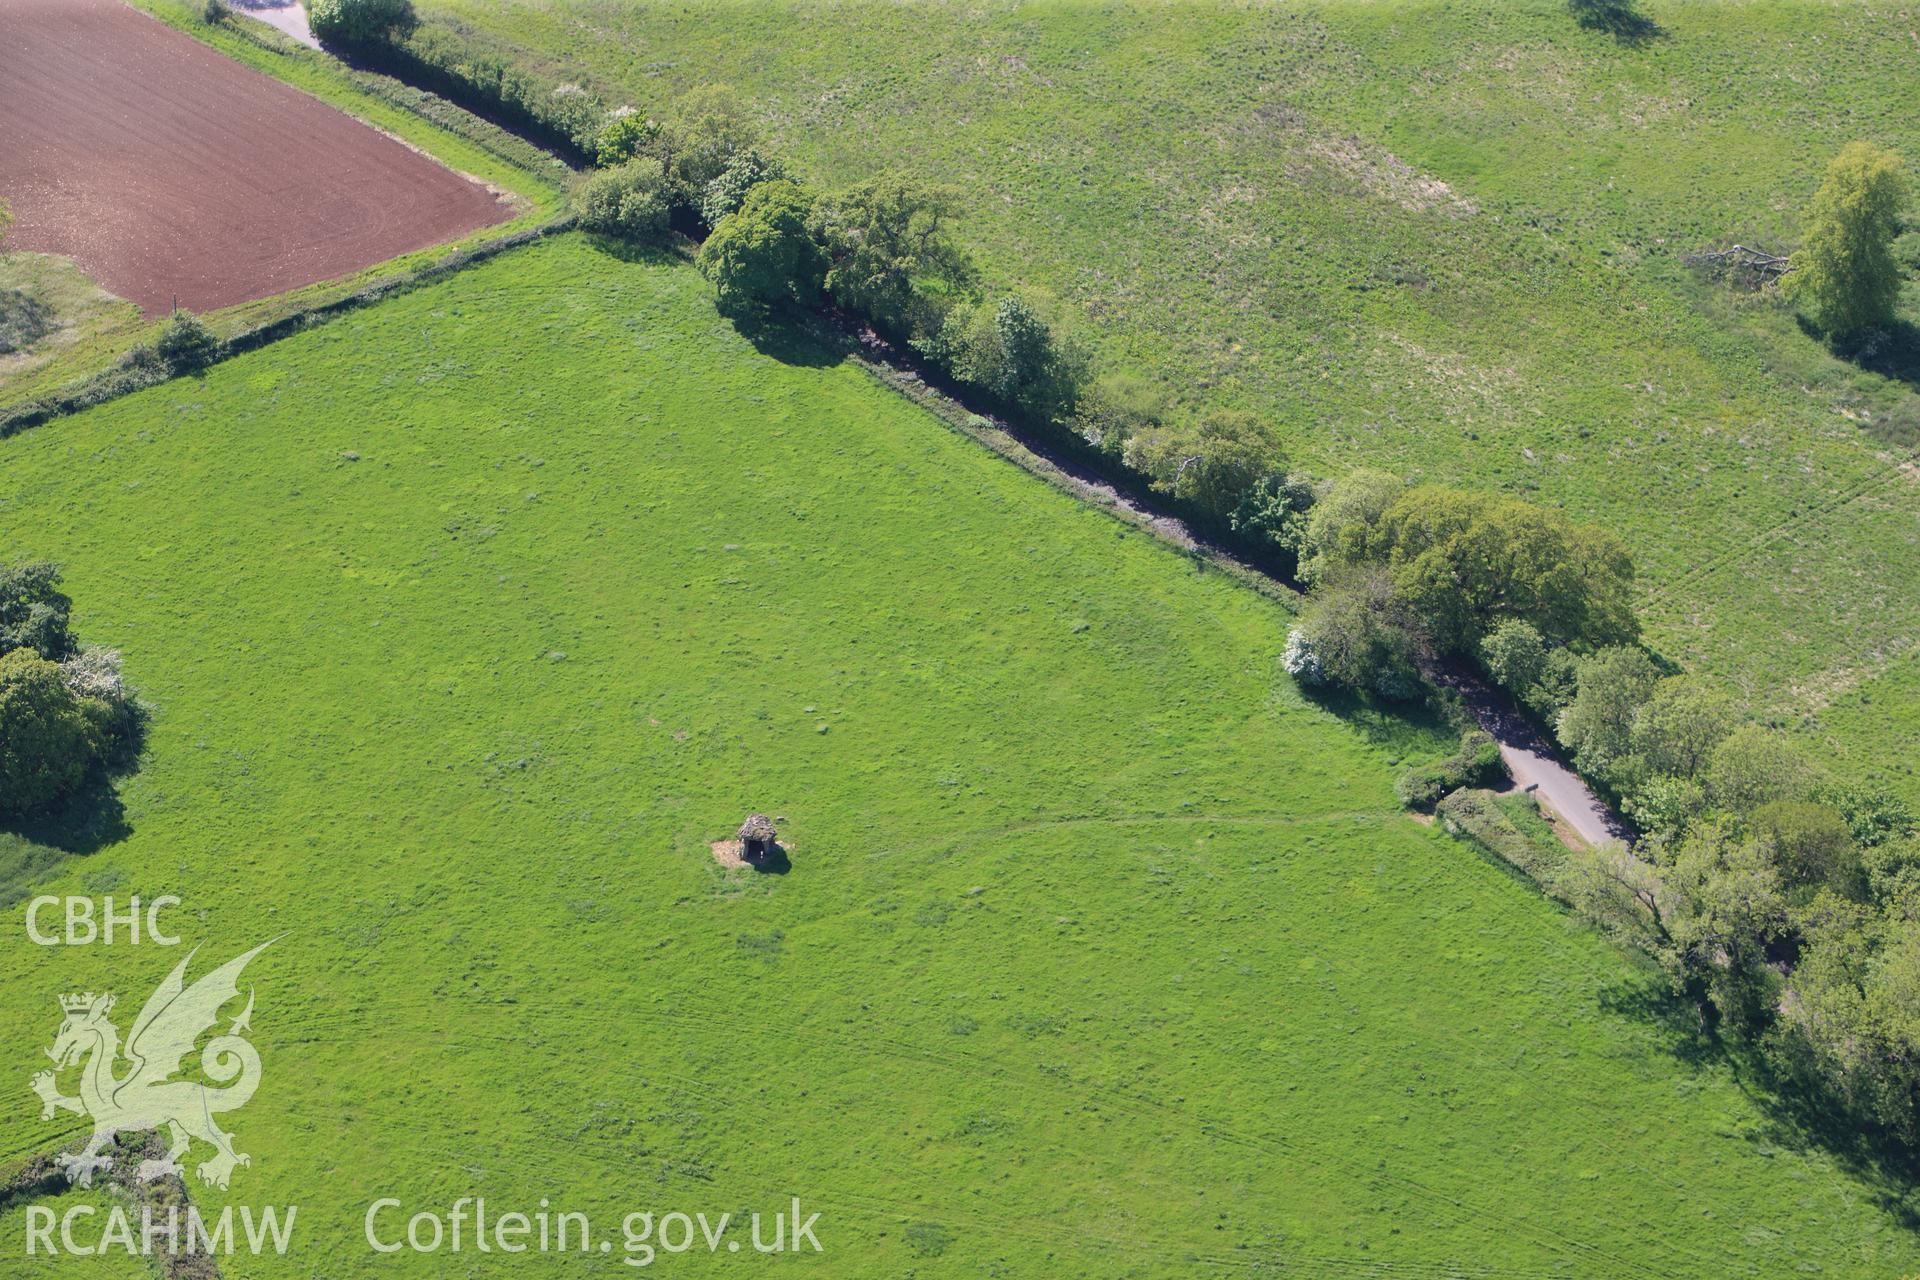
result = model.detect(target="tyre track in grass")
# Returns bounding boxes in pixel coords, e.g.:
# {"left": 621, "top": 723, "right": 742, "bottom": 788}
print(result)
{"left": 1641, "top": 450, "right": 1917, "bottom": 613}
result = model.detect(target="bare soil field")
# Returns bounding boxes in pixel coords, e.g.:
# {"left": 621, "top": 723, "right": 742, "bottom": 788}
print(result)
{"left": 0, "top": 0, "right": 509, "bottom": 315}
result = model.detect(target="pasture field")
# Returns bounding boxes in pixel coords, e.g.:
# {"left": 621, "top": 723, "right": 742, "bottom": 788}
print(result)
{"left": 413, "top": 0, "right": 1920, "bottom": 798}
{"left": 1817, "top": 660, "right": 1920, "bottom": 805}
{"left": 3, "top": 234, "right": 1919, "bottom": 1276}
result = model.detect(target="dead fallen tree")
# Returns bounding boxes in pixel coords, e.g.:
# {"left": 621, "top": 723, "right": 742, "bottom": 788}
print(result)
{"left": 1684, "top": 243, "right": 1793, "bottom": 288}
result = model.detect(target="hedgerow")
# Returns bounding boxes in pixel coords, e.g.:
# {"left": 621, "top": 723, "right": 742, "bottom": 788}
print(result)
{"left": 1438, "top": 789, "right": 1567, "bottom": 888}
{"left": 329, "top": 17, "right": 1314, "bottom": 547}
{"left": 1396, "top": 729, "right": 1506, "bottom": 811}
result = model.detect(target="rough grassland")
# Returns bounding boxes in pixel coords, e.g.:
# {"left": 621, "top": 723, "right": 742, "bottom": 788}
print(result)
{"left": 2, "top": 236, "right": 1917, "bottom": 1276}
{"left": 417, "top": 0, "right": 1920, "bottom": 800}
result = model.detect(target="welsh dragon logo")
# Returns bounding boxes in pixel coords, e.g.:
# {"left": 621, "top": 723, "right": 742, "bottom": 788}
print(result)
{"left": 30, "top": 942, "right": 271, "bottom": 1190}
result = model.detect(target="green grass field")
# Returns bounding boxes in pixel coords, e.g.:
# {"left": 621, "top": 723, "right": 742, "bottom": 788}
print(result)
{"left": 414, "top": 0, "right": 1920, "bottom": 802}
{"left": 4, "top": 234, "right": 1918, "bottom": 1276}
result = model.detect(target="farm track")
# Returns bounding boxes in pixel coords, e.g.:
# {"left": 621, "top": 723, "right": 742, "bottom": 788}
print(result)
{"left": 0, "top": 24, "right": 1852, "bottom": 1275}
{"left": 839, "top": 317, "right": 1637, "bottom": 849}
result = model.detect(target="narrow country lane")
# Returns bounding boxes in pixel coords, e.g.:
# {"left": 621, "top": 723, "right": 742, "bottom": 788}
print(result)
{"left": 1432, "top": 663, "right": 1634, "bottom": 849}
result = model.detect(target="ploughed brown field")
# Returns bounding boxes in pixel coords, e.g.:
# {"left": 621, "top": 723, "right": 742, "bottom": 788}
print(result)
{"left": 0, "top": 0, "right": 510, "bottom": 315}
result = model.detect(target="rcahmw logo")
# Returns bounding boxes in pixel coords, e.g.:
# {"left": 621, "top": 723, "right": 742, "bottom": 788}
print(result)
{"left": 23, "top": 941, "right": 298, "bottom": 1259}
{"left": 26, "top": 1202, "right": 295, "bottom": 1261}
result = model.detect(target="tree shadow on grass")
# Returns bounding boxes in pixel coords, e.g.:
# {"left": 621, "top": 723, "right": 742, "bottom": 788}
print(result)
{"left": 1831, "top": 319, "right": 1920, "bottom": 395}
{"left": 579, "top": 233, "right": 847, "bottom": 368}
{"left": 1789, "top": 315, "right": 1920, "bottom": 445}
{"left": 581, "top": 233, "right": 683, "bottom": 269}
{"left": 724, "top": 307, "right": 849, "bottom": 370}
{"left": 1298, "top": 682, "right": 1458, "bottom": 758}
{"left": 0, "top": 698, "right": 146, "bottom": 901}
{"left": 1738, "top": 1047, "right": 1920, "bottom": 1207}
{"left": 1600, "top": 968, "right": 1920, "bottom": 1201}
{"left": 1568, "top": 0, "right": 1665, "bottom": 46}
{"left": 0, "top": 773, "right": 131, "bottom": 910}
{"left": 1596, "top": 972, "right": 1721, "bottom": 1070}
{"left": 1, "top": 773, "right": 132, "bottom": 858}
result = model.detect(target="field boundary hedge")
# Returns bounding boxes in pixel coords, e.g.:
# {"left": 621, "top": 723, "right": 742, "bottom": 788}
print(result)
{"left": 209, "top": 9, "right": 576, "bottom": 181}
{"left": 323, "top": 28, "right": 599, "bottom": 166}
{"left": 0, "top": 219, "right": 572, "bottom": 439}
{"left": 128, "top": 0, "right": 567, "bottom": 215}
{"left": 233, "top": 11, "right": 1335, "bottom": 602}
{"left": 1437, "top": 788, "right": 1569, "bottom": 890}
{"left": 0, "top": 1, "right": 582, "bottom": 435}
{"left": 843, "top": 326, "right": 1305, "bottom": 613}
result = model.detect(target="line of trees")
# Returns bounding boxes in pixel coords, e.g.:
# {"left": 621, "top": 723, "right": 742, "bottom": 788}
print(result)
{"left": 262, "top": 0, "right": 1920, "bottom": 1155}
{"left": 570, "top": 88, "right": 1107, "bottom": 438}
{"left": 1614, "top": 141, "right": 1920, "bottom": 1143}
{"left": 1275, "top": 468, "right": 1920, "bottom": 1143}
{"left": 1282, "top": 470, "right": 1638, "bottom": 699}
{"left": 599, "top": 98, "right": 1334, "bottom": 560}
{"left": 682, "top": 167, "right": 1333, "bottom": 562}
{"left": 1559, "top": 687, "right": 1920, "bottom": 1147}
{"left": 304, "top": 0, "right": 1323, "bottom": 565}
{"left": 1272, "top": 469, "right": 1920, "bottom": 1144}
{"left": 315, "top": 0, "right": 1682, "bottom": 831}
{"left": 306, "top": 0, "right": 599, "bottom": 159}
